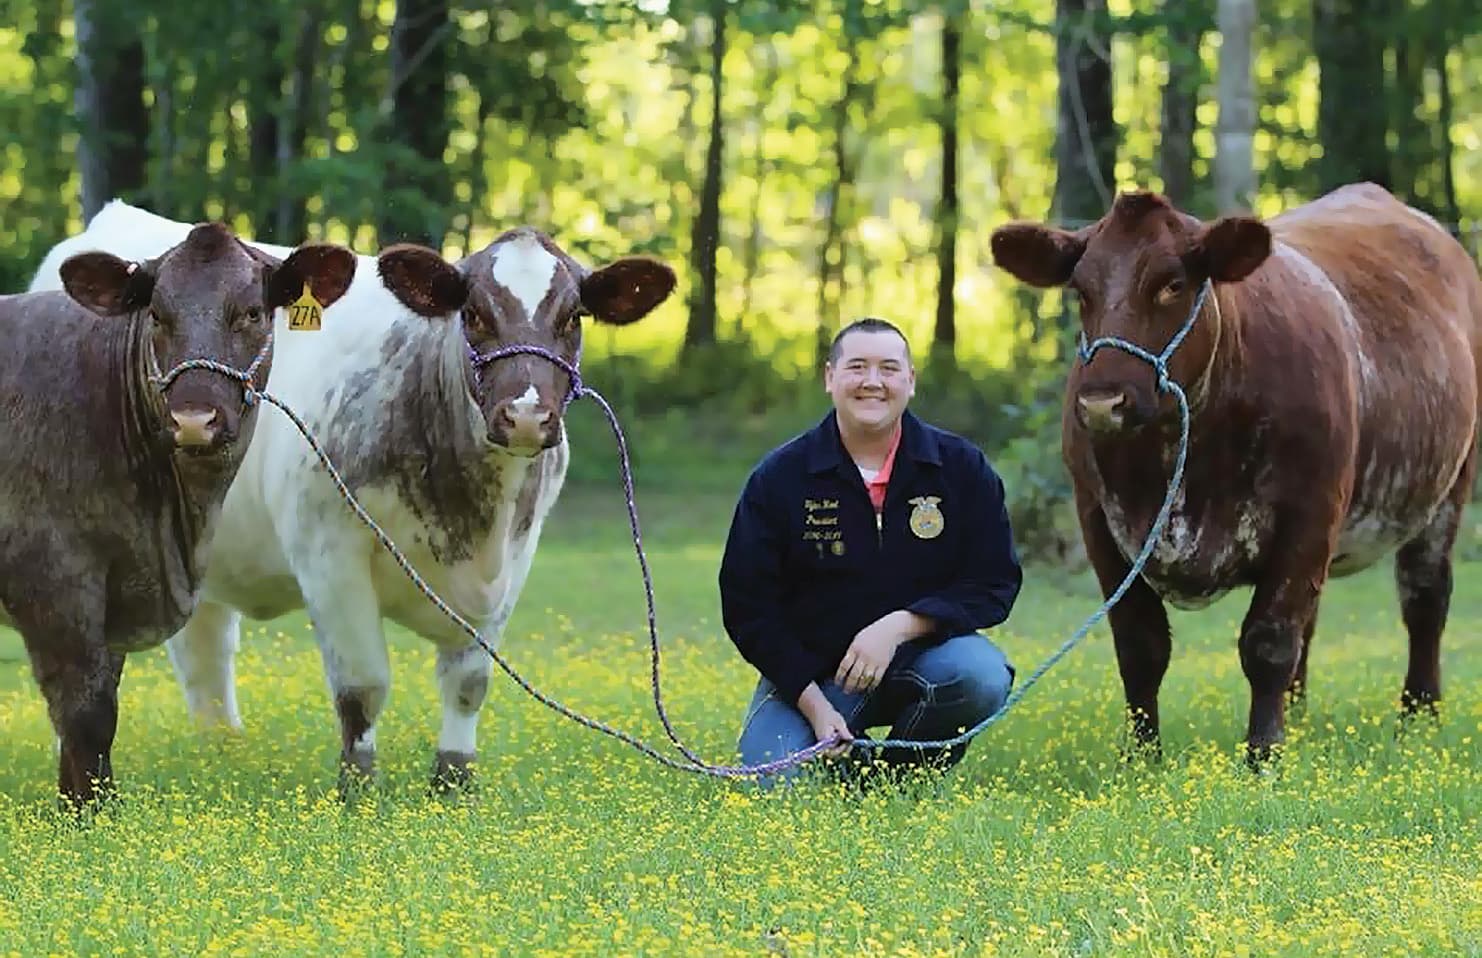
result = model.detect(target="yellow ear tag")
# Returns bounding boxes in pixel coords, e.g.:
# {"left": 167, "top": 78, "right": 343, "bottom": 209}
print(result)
{"left": 287, "top": 282, "right": 324, "bottom": 331}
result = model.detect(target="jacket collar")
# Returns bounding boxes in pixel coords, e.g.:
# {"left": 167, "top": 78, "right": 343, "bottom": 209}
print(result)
{"left": 806, "top": 409, "right": 942, "bottom": 475}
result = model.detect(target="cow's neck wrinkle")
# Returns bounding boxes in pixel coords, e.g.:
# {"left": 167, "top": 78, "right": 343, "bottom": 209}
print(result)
{"left": 113, "top": 312, "right": 213, "bottom": 597}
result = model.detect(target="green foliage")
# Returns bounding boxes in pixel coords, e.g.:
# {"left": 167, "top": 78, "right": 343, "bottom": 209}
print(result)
{"left": 1, "top": 0, "right": 1479, "bottom": 549}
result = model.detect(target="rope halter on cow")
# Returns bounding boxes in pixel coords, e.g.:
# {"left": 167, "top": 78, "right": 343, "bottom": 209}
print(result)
{"left": 468, "top": 340, "right": 584, "bottom": 411}
{"left": 151, "top": 335, "right": 275, "bottom": 409}
{"left": 1076, "top": 278, "right": 1216, "bottom": 397}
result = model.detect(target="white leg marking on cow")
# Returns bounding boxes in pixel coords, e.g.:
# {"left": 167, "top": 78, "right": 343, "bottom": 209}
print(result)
{"left": 165, "top": 600, "right": 244, "bottom": 730}
{"left": 348, "top": 726, "right": 375, "bottom": 752}
{"left": 436, "top": 643, "right": 492, "bottom": 757}
{"left": 301, "top": 546, "right": 391, "bottom": 759}
{"left": 491, "top": 235, "right": 559, "bottom": 321}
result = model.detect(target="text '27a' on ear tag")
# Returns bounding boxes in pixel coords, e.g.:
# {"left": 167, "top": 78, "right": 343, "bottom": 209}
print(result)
{"left": 288, "top": 282, "right": 324, "bottom": 331}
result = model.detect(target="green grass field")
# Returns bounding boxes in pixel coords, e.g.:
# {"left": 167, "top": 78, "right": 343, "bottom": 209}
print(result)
{"left": 1, "top": 484, "right": 1478, "bottom": 957}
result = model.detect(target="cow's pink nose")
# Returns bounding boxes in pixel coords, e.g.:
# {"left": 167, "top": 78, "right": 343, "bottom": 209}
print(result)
{"left": 497, "top": 405, "right": 551, "bottom": 449}
{"left": 170, "top": 408, "right": 220, "bottom": 447}
{"left": 1077, "top": 391, "right": 1128, "bottom": 431}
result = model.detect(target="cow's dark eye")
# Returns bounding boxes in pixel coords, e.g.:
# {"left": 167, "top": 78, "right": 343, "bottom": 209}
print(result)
{"left": 1155, "top": 279, "right": 1185, "bottom": 306}
{"left": 462, "top": 306, "right": 486, "bottom": 332}
{"left": 244, "top": 306, "right": 264, "bottom": 325}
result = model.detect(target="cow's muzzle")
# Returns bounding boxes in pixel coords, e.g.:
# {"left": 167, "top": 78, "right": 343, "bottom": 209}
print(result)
{"left": 489, "top": 401, "right": 557, "bottom": 455}
{"left": 170, "top": 403, "right": 225, "bottom": 450}
{"left": 1075, "top": 387, "right": 1134, "bottom": 433}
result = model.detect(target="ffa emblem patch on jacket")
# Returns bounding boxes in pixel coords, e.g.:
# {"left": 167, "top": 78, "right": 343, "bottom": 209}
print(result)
{"left": 908, "top": 496, "right": 944, "bottom": 539}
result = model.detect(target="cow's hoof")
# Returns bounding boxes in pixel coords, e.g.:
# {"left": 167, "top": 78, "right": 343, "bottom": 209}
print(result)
{"left": 1117, "top": 731, "right": 1163, "bottom": 766}
{"left": 56, "top": 781, "right": 118, "bottom": 820}
{"left": 1395, "top": 695, "right": 1442, "bottom": 741}
{"left": 1399, "top": 688, "right": 1441, "bottom": 718}
{"left": 429, "top": 751, "right": 477, "bottom": 797}
{"left": 337, "top": 754, "right": 378, "bottom": 804}
{"left": 1243, "top": 740, "right": 1284, "bottom": 775}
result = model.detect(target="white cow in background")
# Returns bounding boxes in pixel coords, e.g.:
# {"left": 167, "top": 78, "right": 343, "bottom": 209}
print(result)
{"left": 30, "top": 202, "right": 677, "bottom": 789}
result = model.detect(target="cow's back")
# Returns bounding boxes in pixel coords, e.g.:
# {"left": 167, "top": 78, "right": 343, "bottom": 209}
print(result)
{"left": 1269, "top": 183, "right": 1482, "bottom": 360}
{"left": 1265, "top": 184, "right": 1480, "bottom": 571}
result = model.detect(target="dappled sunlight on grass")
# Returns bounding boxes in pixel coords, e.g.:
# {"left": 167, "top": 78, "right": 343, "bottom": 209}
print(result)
{"left": 0, "top": 489, "right": 1478, "bottom": 954}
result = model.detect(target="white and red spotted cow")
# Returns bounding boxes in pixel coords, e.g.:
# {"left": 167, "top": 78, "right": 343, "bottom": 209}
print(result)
{"left": 30, "top": 201, "right": 676, "bottom": 789}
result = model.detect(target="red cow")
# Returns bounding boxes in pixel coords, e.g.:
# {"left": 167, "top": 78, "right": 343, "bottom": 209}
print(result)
{"left": 991, "top": 183, "right": 1481, "bottom": 762}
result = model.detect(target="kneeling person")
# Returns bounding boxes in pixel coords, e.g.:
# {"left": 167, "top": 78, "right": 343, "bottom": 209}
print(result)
{"left": 720, "top": 318, "right": 1023, "bottom": 787}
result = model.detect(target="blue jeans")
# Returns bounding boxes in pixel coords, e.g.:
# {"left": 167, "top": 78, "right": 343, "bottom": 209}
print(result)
{"left": 737, "top": 633, "right": 1014, "bottom": 788}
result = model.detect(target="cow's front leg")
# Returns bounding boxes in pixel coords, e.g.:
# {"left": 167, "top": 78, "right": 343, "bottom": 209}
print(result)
{"left": 301, "top": 553, "right": 389, "bottom": 796}
{"left": 27, "top": 636, "right": 124, "bottom": 809}
{"left": 1240, "top": 545, "right": 1328, "bottom": 764}
{"left": 8, "top": 561, "right": 122, "bottom": 809}
{"left": 1080, "top": 501, "right": 1173, "bottom": 754}
{"left": 432, "top": 641, "right": 494, "bottom": 792}
{"left": 166, "top": 599, "right": 244, "bottom": 730}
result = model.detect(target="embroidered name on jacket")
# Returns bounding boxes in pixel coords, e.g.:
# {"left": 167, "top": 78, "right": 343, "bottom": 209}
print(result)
{"left": 802, "top": 498, "right": 843, "bottom": 552}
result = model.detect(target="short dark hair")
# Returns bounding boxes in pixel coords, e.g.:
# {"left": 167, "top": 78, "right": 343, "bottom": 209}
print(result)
{"left": 827, "top": 317, "right": 912, "bottom": 365}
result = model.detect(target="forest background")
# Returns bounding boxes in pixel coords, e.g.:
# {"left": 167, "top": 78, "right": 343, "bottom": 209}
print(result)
{"left": 2, "top": 0, "right": 1479, "bottom": 562}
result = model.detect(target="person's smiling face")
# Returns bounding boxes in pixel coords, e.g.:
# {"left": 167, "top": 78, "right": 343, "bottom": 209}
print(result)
{"left": 824, "top": 328, "right": 916, "bottom": 435}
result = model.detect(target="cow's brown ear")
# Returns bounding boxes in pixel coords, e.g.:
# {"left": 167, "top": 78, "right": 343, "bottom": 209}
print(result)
{"left": 377, "top": 244, "right": 469, "bottom": 318}
{"left": 990, "top": 223, "right": 1087, "bottom": 288}
{"left": 59, "top": 252, "right": 155, "bottom": 316}
{"left": 268, "top": 244, "right": 358, "bottom": 311}
{"left": 1194, "top": 216, "right": 1271, "bottom": 283}
{"left": 580, "top": 257, "right": 676, "bottom": 326}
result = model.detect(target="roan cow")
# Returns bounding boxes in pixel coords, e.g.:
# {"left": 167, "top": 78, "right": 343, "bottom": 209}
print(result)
{"left": 989, "top": 183, "right": 1480, "bottom": 762}
{"left": 2, "top": 223, "right": 355, "bottom": 804}
{"left": 30, "top": 202, "right": 677, "bottom": 790}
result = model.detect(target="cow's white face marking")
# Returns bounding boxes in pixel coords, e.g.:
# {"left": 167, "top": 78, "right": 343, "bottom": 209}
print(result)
{"left": 510, "top": 383, "right": 540, "bottom": 413}
{"left": 490, "top": 235, "right": 559, "bottom": 322}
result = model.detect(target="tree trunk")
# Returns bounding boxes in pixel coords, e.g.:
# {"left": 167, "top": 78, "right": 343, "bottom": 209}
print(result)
{"left": 247, "top": 18, "right": 283, "bottom": 238}
{"left": 1214, "top": 0, "right": 1256, "bottom": 212}
{"left": 23, "top": 0, "right": 70, "bottom": 241}
{"left": 380, "top": 0, "right": 452, "bottom": 248}
{"left": 461, "top": 93, "right": 493, "bottom": 256}
{"left": 152, "top": 57, "right": 177, "bottom": 216}
{"left": 275, "top": 5, "right": 321, "bottom": 243}
{"left": 932, "top": 8, "right": 962, "bottom": 370}
{"left": 1158, "top": 1, "right": 1202, "bottom": 208}
{"left": 73, "top": 0, "right": 148, "bottom": 223}
{"left": 740, "top": 42, "right": 779, "bottom": 325}
{"left": 1435, "top": 23, "right": 1460, "bottom": 225}
{"left": 683, "top": 1, "right": 726, "bottom": 354}
{"left": 1387, "top": 0, "right": 1434, "bottom": 210}
{"left": 1313, "top": 0, "right": 1390, "bottom": 192}
{"left": 1053, "top": 0, "right": 1116, "bottom": 225}
{"left": 814, "top": 12, "right": 863, "bottom": 368}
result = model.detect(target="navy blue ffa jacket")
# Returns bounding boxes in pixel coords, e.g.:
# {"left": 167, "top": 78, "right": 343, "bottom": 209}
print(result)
{"left": 719, "top": 409, "right": 1023, "bottom": 706}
